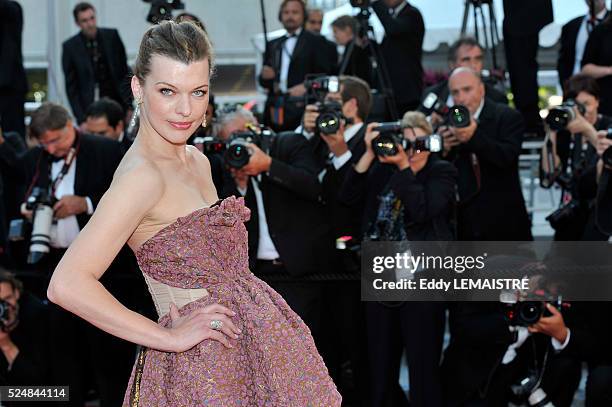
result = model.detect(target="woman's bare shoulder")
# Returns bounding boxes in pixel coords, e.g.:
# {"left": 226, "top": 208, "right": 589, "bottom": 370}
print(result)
{"left": 186, "top": 144, "right": 212, "bottom": 172}
{"left": 110, "top": 152, "right": 165, "bottom": 205}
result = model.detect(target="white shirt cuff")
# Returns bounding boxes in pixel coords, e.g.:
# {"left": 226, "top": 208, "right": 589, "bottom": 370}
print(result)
{"left": 551, "top": 328, "right": 571, "bottom": 351}
{"left": 332, "top": 150, "right": 352, "bottom": 170}
{"left": 85, "top": 197, "right": 94, "bottom": 215}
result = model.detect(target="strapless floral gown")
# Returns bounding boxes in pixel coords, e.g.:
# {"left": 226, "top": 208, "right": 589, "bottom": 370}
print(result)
{"left": 123, "top": 196, "right": 341, "bottom": 406}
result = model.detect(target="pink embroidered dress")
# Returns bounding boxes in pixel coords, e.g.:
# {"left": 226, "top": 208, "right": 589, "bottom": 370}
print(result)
{"left": 123, "top": 196, "right": 341, "bottom": 406}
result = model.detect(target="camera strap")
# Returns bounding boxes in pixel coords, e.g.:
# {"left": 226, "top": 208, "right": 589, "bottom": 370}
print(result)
{"left": 50, "top": 134, "right": 82, "bottom": 197}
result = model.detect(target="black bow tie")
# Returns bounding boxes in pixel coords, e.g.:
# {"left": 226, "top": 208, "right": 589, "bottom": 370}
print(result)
{"left": 49, "top": 154, "right": 64, "bottom": 163}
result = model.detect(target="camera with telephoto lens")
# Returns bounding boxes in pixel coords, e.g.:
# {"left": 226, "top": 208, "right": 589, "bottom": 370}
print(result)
{"left": 545, "top": 99, "right": 586, "bottom": 131}
{"left": 603, "top": 128, "right": 612, "bottom": 168}
{"left": 8, "top": 187, "right": 57, "bottom": 264}
{"left": 371, "top": 122, "right": 443, "bottom": 156}
{"left": 224, "top": 125, "right": 275, "bottom": 169}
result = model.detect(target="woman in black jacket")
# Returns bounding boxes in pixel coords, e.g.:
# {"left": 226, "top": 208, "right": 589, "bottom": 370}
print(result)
{"left": 340, "top": 111, "right": 456, "bottom": 407}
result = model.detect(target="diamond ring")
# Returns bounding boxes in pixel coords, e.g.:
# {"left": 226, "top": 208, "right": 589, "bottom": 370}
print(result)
{"left": 210, "top": 319, "right": 223, "bottom": 330}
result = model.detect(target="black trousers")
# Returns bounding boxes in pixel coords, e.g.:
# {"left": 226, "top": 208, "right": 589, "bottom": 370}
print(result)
{"left": 39, "top": 249, "right": 137, "bottom": 407}
{"left": 503, "top": 29, "right": 542, "bottom": 132}
{"left": 586, "top": 365, "right": 612, "bottom": 407}
{"left": 0, "top": 89, "right": 26, "bottom": 139}
{"left": 365, "top": 301, "right": 446, "bottom": 407}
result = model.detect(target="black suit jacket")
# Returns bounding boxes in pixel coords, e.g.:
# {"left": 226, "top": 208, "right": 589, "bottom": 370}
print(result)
{"left": 442, "top": 301, "right": 516, "bottom": 406}
{"left": 557, "top": 16, "right": 585, "bottom": 88}
{"left": 0, "top": 0, "right": 27, "bottom": 94}
{"left": 224, "top": 132, "right": 332, "bottom": 277}
{"left": 372, "top": 0, "right": 425, "bottom": 108}
{"left": 340, "top": 155, "right": 457, "bottom": 241}
{"left": 62, "top": 28, "right": 130, "bottom": 123}
{"left": 420, "top": 79, "right": 508, "bottom": 114}
{"left": 310, "top": 124, "right": 366, "bottom": 241}
{"left": 18, "top": 132, "right": 122, "bottom": 230}
{"left": 337, "top": 40, "right": 372, "bottom": 85}
{"left": 449, "top": 99, "right": 532, "bottom": 240}
{"left": 503, "top": 0, "right": 553, "bottom": 36}
{"left": 596, "top": 168, "right": 612, "bottom": 235}
{"left": 259, "top": 30, "right": 336, "bottom": 92}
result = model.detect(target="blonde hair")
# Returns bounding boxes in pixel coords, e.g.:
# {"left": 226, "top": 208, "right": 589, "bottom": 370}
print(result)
{"left": 400, "top": 111, "right": 432, "bottom": 134}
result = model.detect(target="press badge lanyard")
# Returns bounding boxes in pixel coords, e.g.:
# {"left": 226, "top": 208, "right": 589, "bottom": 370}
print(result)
{"left": 50, "top": 136, "right": 81, "bottom": 197}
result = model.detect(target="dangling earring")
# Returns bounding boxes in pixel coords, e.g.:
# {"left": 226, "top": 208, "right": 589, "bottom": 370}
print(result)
{"left": 130, "top": 99, "right": 141, "bottom": 128}
{"left": 202, "top": 116, "right": 207, "bottom": 128}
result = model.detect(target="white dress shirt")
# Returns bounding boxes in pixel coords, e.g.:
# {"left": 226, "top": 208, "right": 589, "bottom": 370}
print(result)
{"left": 50, "top": 159, "right": 93, "bottom": 248}
{"left": 236, "top": 176, "right": 280, "bottom": 260}
{"left": 279, "top": 28, "right": 302, "bottom": 93}
{"left": 573, "top": 9, "right": 608, "bottom": 76}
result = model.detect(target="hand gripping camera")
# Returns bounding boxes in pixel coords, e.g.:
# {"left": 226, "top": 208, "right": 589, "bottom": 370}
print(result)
{"left": 545, "top": 99, "right": 586, "bottom": 131}
{"left": 9, "top": 186, "right": 57, "bottom": 264}
{"left": 224, "top": 124, "right": 275, "bottom": 169}
{"left": 371, "top": 122, "right": 444, "bottom": 157}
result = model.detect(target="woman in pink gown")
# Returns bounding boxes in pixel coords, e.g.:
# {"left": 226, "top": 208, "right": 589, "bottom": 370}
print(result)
{"left": 48, "top": 20, "right": 340, "bottom": 406}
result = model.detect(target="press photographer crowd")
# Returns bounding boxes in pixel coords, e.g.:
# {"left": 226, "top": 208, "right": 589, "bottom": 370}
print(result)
{"left": 1, "top": 0, "right": 612, "bottom": 405}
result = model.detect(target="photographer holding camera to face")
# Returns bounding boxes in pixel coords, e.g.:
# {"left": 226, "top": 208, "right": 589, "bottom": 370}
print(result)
{"left": 0, "top": 269, "right": 51, "bottom": 404}
{"left": 541, "top": 74, "right": 611, "bottom": 241}
{"left": 440, "top": 67, "right": 532, "bottom": 241}
{"left": 339, "top": 111, "right": 456, "bottom": 407}
{"left": 219, "top": 110, "right": 333, "bottom": 347}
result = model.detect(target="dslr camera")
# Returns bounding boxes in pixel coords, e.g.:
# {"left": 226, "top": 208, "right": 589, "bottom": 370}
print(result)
{"left": 224, "top": 124, "right": 275, "bottom": 169}
{"left": 8, "top": 186, "right": 57, "bottom": 264}
{"left": 545, "top": 99, "right": 586, "bottom": 131}
{"left": 304, "top": 75, "right": 353, "bottom": 136}
{"left": 421, "top": 94, "right": 471, "bottom": 130}
{"left": 501, "top": 291, "right": 566, "bottom": 327}
{"left": 371, "top": 121, "right": 444, "bottom": 157}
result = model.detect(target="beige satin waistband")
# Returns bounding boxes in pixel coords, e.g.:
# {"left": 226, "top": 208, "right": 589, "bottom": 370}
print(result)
{"left": 142, "top": 273, "right": 209, "bottom": 318}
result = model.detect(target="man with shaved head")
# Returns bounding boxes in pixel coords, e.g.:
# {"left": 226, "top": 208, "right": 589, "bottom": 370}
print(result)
{"left": 441, "top": 67, "right": 531, "bottom": 241}
{"left": 441, "top": 69, "right": 533, "bottom": 405}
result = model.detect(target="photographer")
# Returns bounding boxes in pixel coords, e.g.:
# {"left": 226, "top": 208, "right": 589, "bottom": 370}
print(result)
{"left": 220, "top": 116, "right": 332, "bottom": 343}
{"left": 371, "top": 0, "right": 425, "bottom": 114}
{"left": 528, "top": 296, "right": 612, "bottom": 406}
{"left": 258, "top": 0, "right": 337, "bottom": 131}
{"left": 340, "top": 111, "right": 456, "bottom": 407}
{"left": 302, "top": 75, "right": 371, "bottom": 399}
{"left": 16, "top": 102, "right": 134, "bottom": 407}
{"left": 0, "top": 270, "right": 51, "bottom": 402}
{"left": 541, "top": 74, "right": 611, "bottom": 241}
{"left": 441, "top": 67, "right": 532, "bottom": 241}
{"left": 420, "top": 37, "right": 508, "bottom": 122}
{"left": 332, "top": 16, "right": 372, "bottom": 84}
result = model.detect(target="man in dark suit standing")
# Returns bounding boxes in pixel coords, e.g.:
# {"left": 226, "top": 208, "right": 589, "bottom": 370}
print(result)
{"left": 558, "top": 0, "right": 609, "bottom": 89}
{"left": 220, "top": 113, "right": 332, "bottom": 343}
{"left": 442, "top": 67, "right": 532, "bottom": 241}
{"left": 420, "top": 37, "right": 508, "bottom": 118}
{"left": 18, "top": 103, "right": 134, "bottom": 407}
{"left": 259, "top": 0, "right": 337, "bottom": 132}
{"left": 0, "top": 0, "right": 28, "bottom": 139}
{"left": 62, "top": 2, "right": 130, "bottom": 124}
{"left": 503, "top": 0, "right": 553, "bottom": 137}
{"left": 371, "top": 0, "right": 425, "bottom": 117}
